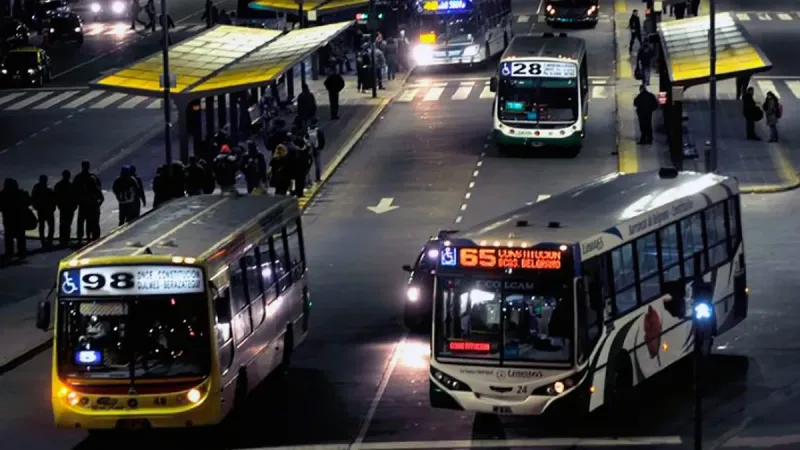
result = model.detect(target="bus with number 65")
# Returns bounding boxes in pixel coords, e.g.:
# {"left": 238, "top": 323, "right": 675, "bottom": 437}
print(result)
{"left": 36, "top": 193, "right": 311, "bottom": 430}
{"left": 428, "top": 170, "right": 747, "bottom": 416}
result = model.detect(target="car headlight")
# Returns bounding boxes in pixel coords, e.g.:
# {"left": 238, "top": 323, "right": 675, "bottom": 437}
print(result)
{"left": 49, "top": 28, "right": 55, "bottom": 33}
{"left": 90, "top": 2, "right": 101, "bottom": 13}
{"left": 1, "top": 69, "right": 7, "bottom": 74}
{"left": 588, "top": 5, "right": 597, "bottom": 14}
{"left": 27, "top": 68, "right": 35, "bottom": 75}
{"left": 111, "top": 1, "right": 126, "bottom": 14}
{"left": 412, "top": 44, "right": 434, "bottom": 65}
{"left": 462, "top": 44, "right": 479, "bottom": 57}
{"left": 406, "top": 286, "right": 420, "bottom": 302}
{"left": 74, "top": 27, "right": 81, "bottom": 32}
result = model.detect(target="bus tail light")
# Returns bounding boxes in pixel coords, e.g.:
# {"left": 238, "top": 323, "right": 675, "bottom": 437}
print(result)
{"left": 431, "top": 367, "right": 472, "bottom": 392}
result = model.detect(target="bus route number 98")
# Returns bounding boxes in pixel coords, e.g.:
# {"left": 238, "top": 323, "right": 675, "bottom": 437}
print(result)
{"left": 82, "top": 272, "right": 135, "bottom": 291}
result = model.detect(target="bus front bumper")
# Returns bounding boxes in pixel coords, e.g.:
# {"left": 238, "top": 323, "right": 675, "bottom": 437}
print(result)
{"left": 430, "top": 379, "right": 557, "bottom": 416}
{"left": 493, "top": 129, "right": 583, "bottom": 148}
{"left": 545, "top": 15, "right": 599, "bottom": 24}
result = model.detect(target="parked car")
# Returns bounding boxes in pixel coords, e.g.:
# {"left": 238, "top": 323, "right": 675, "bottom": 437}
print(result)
{"left": 0, "top": 46, "right": 52, "bottom": 87}
{"left": 44, "top": 10, "right": 84, "bottom": 44}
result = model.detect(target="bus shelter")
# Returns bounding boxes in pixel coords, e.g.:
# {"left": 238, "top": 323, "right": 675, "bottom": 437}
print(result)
{"left": 655, "top": 12, "right": 772, "bottom": 166}
{"left": 90, "top": 21, "right": 354, "bottom": 162}
{"left": 248, "top": 0, "right": 370, "bottom": 18}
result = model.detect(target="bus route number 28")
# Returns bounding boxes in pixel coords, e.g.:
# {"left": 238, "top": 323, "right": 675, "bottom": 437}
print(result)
{"left": 503, "top": 62, "right": 541, "bottom": 77}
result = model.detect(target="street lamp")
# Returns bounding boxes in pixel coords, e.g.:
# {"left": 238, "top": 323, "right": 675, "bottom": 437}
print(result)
{"left": 160, "top": 0, "right": 173, "bottom": 164}
{"left": 708, "top": 0, "right": 717, "bottom": 172}
{"left": 691, "top": 271, "right": 714, "bottom": 450}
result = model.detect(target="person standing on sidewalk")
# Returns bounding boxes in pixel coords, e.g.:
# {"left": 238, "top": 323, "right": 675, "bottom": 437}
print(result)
{"left": 54, "top": 170, "right": 77, "bottom": 248}
{"left": 628, "top": 10, "right": 642, "bottom": 53}
{"left": 636, "top": 41, "right": 653, "bottom": 86}
{"left": 296, "top": 83, "right": 317, "bottom": 129}
{"left": 214, "top": 145, "right": 239, "bottom": 191}
{"left": 386, "top": 37, "right": 398, "bottom": 81}
{"left": 242, "top": 141, "right": 268, "bottom": 193}
{"left": 185, "top": 156, "right": 206, "bottom": 195}
{"left": 113, "top": 166, "right": 142, "bottom": 226}
{"left": 634, "top": 85, "right": 658, "bottom": 145}
{"left": 269, "top": 145, "right": 292, "bottom": 196}
{"left": 735, "top": 74, "right": 752, "bottom": 100}
{"left": 673, "top": 0, "right": 687, "bottom": 19}
{"left": 0, "top": 178, "right": 31, "bottom": 260}
{"left": 742, "top": 86, "right": 761, "bottom": 141}
{"left": 762, "top": 91, "right": 782, "bottom": 143}
{"left": 324, "top": 67, "right": 345, "bottom": 120}
{"left": 31, "top": 174, "right": 56, "bottom": 248}
{"left": 306, "top": 118, "right": 326, "bottom": 183}
{"left": 291, "top": 134, "right": 312, "bottom": 198}
{"left": 130, "top": 165, "right": 146, "bottom": 219}
{"left": 73, "top": 160, "right": 103, "bottom": 243}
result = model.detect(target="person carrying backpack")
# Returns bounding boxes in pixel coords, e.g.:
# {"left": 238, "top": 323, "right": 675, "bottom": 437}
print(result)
{"left": 763, "top": 91, "right": 782, "bottom": 143}
{"left": 112, "top": 166, "right": 143, "bottom": 226}
{"left": 306, "top": 118, "right": 326, "bottom": 183}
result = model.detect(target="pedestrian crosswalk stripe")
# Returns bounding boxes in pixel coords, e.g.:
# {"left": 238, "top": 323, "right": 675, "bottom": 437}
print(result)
{"left": 757, "top": 13, "right": 771, "bottom": 20}
{"left": 91, "top": 92, "right": 127, "bottom": 108}
{"left": 452, "top": 85, "right": 472, "bottom": 100}
{"left": 479, "top": 86, "right": 494, "bottom": 99}
{"left": 757, "top": 80, "right": 779, "bottom": 98}
{"left": 34, "top": 90, "right": 78, "bottom": 109}
{"left": 518, "top": 15, "right": 530, "bottom": 23}
{"left": 396, "top": 88, "right": 418, "bottom": 102}
{"left": 591, "top": 86, "right": 608, "bottom": 99}
{"left": 0, "top": 92, "right": 25, "bottom": 106}
{"left": 778, "top": 13, "right": 793, "bottom": 20}
{"left": 7, "top": 91, "right": 52, "bottom": 110}
{"left": 423, "top": 87, "right": 444, "bottom": 101}
{"left": 62, "top": 90, "right": 103, "bottom": 108}
{"left": 119, "top": 95, "right": 148, "bottom": 108}
{"left": 785, "top": 81, "right": 800, "bottom": 99}
{"left": 736, "top": 12, "right": 750, "bottom": 20}
{"left": 147, "top": 99, "right": 162, "bottom": 109}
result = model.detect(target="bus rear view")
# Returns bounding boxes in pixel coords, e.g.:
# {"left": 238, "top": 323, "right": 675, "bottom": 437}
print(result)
{"left": 544, "top": 0, "right": 600, "bottom": 26}
{"left": 430, "top": 243, "right": 588, "bottom": 415}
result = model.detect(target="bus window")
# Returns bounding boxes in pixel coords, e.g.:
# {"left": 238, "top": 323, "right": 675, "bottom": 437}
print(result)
{"left": 659, "top": 224, "right": 681, "bottom": 283}
{"left": 243, "top": 248, "right": 265, "bottom": 328}
{"left": 637, "top": 233, "right": 660, "bottom": 302}
{"left": 258, "top": 238, "right": 278, "bottom": 303}
{"left": 272, "top": 233, "right": 291, "bottom": 293}
{"left": 705, "top": 203, "right": 729, "bottom": 267}
{"left": 611, "top": 243, "right": 637, "bottom": 315}
{"left": 286, "top": 220, "right": 305, "bottom": 281}
{"left": 214, "top": 296, "right": 234, "bottom": 371}
{"left": 505, "top": 291, "right": 573, "bottom": 363}
{"left": 229, "top": 260, "right": 253, "bottom": 343}
{"left": 727, "top": 197, "right": 741, "bottom": 248}
{"left": 498, "top": 78, "right": 579, "bottom": 124}
{"left": 435, "top": 278, "right": 502, "bottom": 361}
{"left": 680, "top": 213, "right": 704, "bottom": 278}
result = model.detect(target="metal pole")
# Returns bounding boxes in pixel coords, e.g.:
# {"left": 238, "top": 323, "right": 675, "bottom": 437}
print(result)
{"left": 369, "top": 0, "right": 377, "bottom": 98}
{"left": 161, "top": 0, "right": 172, "bottom": 164}
{"left": 708, "top": 0, "right": 717, "bottom": 173}
{"left": 694, "top": 326, "right": 703, "bottom": 450}
{"left": 299, "top": 0, "right": 307, "bottom": 85}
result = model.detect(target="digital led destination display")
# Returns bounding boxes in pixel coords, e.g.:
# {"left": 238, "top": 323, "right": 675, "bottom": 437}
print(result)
{"left": 448, "top": 341, "right": 491, "bottom": 352}
{"left": 440, "top": 247, "right": 563, "bottom": 270}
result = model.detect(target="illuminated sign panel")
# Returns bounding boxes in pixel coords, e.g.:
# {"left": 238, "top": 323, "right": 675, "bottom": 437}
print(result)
{"left": 448, "top": 341, "right": 491, "bottom": 352}
{"left": 440, "top": 247, "right": 564, "bottom": 270}
{"left": 59, "top": 265, "right": 205, "bottom": 297}
{"left": 500, "top": 61, "right": 577, "bottom": 78}
{"left": 423, "top": 0, "right": 467, "bottom": 11}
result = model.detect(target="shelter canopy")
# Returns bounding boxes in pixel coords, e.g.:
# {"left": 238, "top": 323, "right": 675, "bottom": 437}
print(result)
{"left": 658, "top": 12, "right": 772, "bottom": 87}
{"left": 90, "top": 21, "right": 353, "bottom": 101}
{"left": 248, "top": 0, "right": 368, "bottom": 15}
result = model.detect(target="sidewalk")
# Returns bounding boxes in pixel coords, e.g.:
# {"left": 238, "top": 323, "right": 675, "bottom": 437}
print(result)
{"left": 612, "top": 2, "right": 800, "bottom": 192}
{"left": 0, "top": 67, "right": 410, "bottom": 372}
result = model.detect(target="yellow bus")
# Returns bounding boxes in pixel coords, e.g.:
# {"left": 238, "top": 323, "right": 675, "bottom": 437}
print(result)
{"left": 35, "top": 193, "right": 311, "bottom": 430}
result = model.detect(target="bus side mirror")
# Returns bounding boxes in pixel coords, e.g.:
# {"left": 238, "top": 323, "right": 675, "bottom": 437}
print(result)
{"left": 36, "top": 301, "right": 51, "bottom": 331}
{"left": 489, "top": 76, "right": 497, "bottom": 93}
{"left": 402, "top": 264, "right": 413, "bottom": 273}
{"left": 663, "top": 280, "right": 686, "bottom": 318}
{"left": 215, "top": 291, "right": 232, "bottom": 323}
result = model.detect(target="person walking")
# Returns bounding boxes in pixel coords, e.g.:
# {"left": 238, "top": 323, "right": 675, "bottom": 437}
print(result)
{"left": 634, "top": 85, "right": 658, "bottom": 145}
{"left": 112, "top": 166, "right": 142, "bottom": 226}
{"left": 628, "top": 9, "right": 642, "bottom": 53}
{"left": 242, "top": 141, "right": 267, "bottom": 193}
{"left": 385, "top": 37, "right": 398, "bottom": 81}
{"left": 53, "top": 170, "right": 77, "bottom": 247}
{"left": 742, "top": 86, "right": 761, "bottom": 141}
{"left": 130, "top": 165, "right": 146, "bottom": 219}
{"left": 0, "top": 178, "right": 32, "bottom": 260}
{"left": 636, "top": 41, "right": 653, "bottom": 86}
{"left": 31, "top": 174, "right": 57, "bottom": 248}
{"left": 306, "top": 118, "right": 326, "bottom": 183}
{"left": 72, "top": 160, "right": 103, "bottom": 243}
{"left": 324, "top": 67, "right": 345, "bottom": 120}
{"left": 762, "top": 91, "right": 782, "bottom": 143}
{"left": 291, "top": 134, "right": 312, "bottom": 198}
{"left": 296, "top": 83, "right": 317, "bottom": 128}
{"left": 214, "top": 144, "right": 239, "bottom": 191}
{"left": 269, "top": 145, "right": 292, "bottom": 196}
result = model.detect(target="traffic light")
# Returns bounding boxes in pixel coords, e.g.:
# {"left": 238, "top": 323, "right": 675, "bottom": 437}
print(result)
{"left": 691, "top": 281, "right": 713, "bottom": 323}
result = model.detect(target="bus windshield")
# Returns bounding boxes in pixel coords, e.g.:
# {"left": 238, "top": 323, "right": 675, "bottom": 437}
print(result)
{"left": 57, "top": 295, "right": 211, "bottom": 379}
{"left": 498, "top": 77, "right": 579, "bottom": 124}
{"left": 435, "top": 276, "right": 574, "bottom": 364}
{"left": 419, "top": 13, "right": 479, "bottom": 41}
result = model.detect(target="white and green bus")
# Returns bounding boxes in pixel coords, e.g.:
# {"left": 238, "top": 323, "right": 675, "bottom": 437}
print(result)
{"left": 489, "top": 33, "right": 588, "bottom": 153}
{"left": 429, "top": 170, "right": 747, "bottom": 415}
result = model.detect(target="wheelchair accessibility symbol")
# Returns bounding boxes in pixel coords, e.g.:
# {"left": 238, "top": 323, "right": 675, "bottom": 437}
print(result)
{"left": 61, "top": 270, "right": 80, "bottom": 295}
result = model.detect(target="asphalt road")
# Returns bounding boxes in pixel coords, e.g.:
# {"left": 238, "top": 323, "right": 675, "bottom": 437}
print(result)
{"left": 4, "top": 2, "right": 800, "bottom": 450}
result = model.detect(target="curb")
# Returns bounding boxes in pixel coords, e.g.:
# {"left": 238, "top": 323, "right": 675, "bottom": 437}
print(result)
{"left": 0, "top": 336, "right": 53, "bottom": 376}
{"left": 741, "top": 182, "right": 800, "bottom": 194}
{"left": 298, "top": 71, "right": 413, "bottom": 211}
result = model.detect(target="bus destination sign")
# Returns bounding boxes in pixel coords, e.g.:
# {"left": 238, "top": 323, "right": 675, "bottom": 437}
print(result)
{"left": 59, "top": 265, "right": 205, "bottom": 297}
{"left": 439, "top": 247, "right": 563, "bottom": 270}
{"left": 500, "top": 61, "right": 577, "bottom": 79}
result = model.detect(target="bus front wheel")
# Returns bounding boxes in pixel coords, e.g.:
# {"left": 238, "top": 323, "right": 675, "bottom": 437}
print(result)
{"left": 604, "top": 355, "right": 633, "bottom": 410}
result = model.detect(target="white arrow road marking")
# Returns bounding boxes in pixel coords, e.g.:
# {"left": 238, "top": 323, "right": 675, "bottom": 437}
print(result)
{"left": 367, "top": 197, "right": 399, "bottom": 214}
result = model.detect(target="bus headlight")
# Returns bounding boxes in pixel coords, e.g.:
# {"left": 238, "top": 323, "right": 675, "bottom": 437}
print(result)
{"left": 111, "top": 1, "right": 126, "bottom": 14}
{"left": 431, "top": 367, "right": 472, "bottom": 392}
{"left": 90, "top": 2, "right": 101, "bottom": 13}
{"left": 186, "top": 388, "right": 202, "bottom": 403}
{"left": 407, "top": 286, "right": 420, "bottom": 302}
{"left": 412, "top": 44, "right": 434, "bottom": 65}
{"left": 462, "top": 44, "right": 479, "bottom": 57}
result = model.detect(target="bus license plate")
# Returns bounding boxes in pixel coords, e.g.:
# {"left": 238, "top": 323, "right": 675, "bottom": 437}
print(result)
{"left": 493, "top": 406, "right": 513, "bottom": 415}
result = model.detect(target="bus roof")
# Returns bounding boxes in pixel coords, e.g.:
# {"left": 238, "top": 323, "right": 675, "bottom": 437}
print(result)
{"left": 501, "top": 33, "right": 586, "bottom": 61}
{"left": 453, "top": 171, "right": 738, "bottom": 247}
{"left": 70, "top": 193, "right": 299, "bottom": 263}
